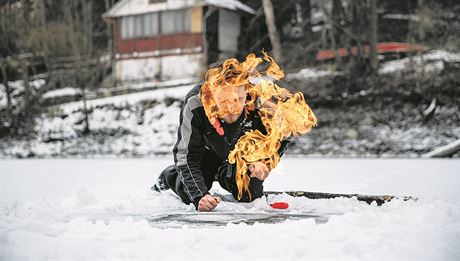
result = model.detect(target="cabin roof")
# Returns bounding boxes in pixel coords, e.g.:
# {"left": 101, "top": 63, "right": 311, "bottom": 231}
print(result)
{"left": 103, "top": 0, "right": 255, "bottom": 18}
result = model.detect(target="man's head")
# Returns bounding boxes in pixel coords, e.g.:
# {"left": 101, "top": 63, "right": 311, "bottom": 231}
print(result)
{"left": 213, "top": 85, "right": 247, "bottom": 123}
{"left": 201, "top": 52, "right": 281, "bottom": 126}
{"left": 201, "top": 57, "right": 252, "bottom": 125}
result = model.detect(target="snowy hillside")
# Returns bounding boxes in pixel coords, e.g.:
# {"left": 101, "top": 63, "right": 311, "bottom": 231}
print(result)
{"left": 0, "top": 85, "right": 191, "bottom": 157}
{"left": 1, "top": 158, "right": 459, "bottom": 260}
{"left": 1, "top": 50, "right": 459, "bottom": 158}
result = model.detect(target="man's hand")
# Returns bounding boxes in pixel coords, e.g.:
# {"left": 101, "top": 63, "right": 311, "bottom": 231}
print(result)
{"left": 198, "top": 195, "right": 221, "bottom": 212}
{"left": 260, "top": 99, "right": 277, "bottom": 116}
{"left": 248, "top": 161, "right": 270, "bottom": 180}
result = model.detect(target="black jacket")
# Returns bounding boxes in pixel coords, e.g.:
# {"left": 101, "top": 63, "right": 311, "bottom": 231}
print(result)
{"left": 172, "top": 84, "right": 291, "bottom": 206}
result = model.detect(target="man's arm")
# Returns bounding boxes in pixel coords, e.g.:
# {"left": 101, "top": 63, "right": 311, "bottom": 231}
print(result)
{"left": 278, "top": 135, "right": 294, "bottom": 158}
{"left": 256, "top": 96, "right": 293, "bottom": 158}
{"left": 173, "top": 96, "right": 209, "bottom": 209}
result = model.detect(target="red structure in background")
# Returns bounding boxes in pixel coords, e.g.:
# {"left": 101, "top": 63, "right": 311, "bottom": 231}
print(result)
{"left": 316, "top": 42, "right": 428, "bottom": 61}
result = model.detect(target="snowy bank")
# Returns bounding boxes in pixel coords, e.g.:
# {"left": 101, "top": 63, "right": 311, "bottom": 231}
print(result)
{"left": 1, "top": 84, "right": 459, "bottom": 158}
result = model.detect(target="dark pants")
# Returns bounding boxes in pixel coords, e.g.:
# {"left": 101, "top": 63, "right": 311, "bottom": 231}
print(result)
{"left": 160, "top": 149, "right": 264, "bottom": 205}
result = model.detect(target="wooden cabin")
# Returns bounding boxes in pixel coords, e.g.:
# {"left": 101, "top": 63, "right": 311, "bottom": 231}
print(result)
{"left": 103, "top": 0, "right": 255, "bottom": 84}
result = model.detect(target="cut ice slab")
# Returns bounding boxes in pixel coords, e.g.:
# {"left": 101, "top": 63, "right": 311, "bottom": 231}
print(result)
{"left": 60, "top": 196, "right": 339, "bottom": 228}
{"left": 146, "top": 211, "right": 334, "bottom": 227}
{"left": 143, "top": 193, "right": 340, "bottom": 227}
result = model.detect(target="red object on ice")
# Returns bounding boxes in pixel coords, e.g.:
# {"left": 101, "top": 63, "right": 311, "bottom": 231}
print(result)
{"left": 270, "top": 202, "right": 289, "bottom": 209}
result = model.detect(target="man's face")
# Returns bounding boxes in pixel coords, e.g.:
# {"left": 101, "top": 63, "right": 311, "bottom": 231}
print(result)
{"left": 214, "top": 85, "right": 247, "bottom": 123}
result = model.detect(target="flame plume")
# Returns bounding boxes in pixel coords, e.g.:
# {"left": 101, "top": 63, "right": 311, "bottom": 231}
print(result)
{"left": 200, "top": 51, "right": 317, "bottom": 200}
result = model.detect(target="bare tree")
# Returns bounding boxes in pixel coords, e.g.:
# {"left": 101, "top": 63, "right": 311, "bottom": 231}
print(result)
{"left": 1, "top": 60, "right": 12, "bottom": 121}
{"left": 20, "top": 58, "right": 30, "bottom": 113}
{"left": 63, "top": 0, "right": 93, "bottom": 134}
{"left": 20, "top": 0, "right": 32, "bottom": 114}
{"left": 369, "top": 0, "right": 379, "bottom": 73}
{"left": 104, "top": 0, "right": 116, "bottom": 86}
{"left": 299, "top": 0, "right": 312, "bottom": 41}
{"left": 262, "top": 0, "right": 282, "bottom": 63}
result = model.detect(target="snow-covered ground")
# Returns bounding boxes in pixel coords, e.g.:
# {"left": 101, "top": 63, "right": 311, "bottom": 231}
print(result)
{"left": 285, "top": 68, "right": 341, "bottom": 81}
{"left": 0, "top": 85, "right": 191, "bottom": 157}
{"left": 0, "top": 78, "right": 46, "bottom": 111}
{"left": 1, "top": 158, "right": 459, "bottom": 260}
{"left": 379, "top": 49, "right": 460, "bottom": 74}
{"left": 41, "top": 87, "right": 82, "bottom": 100}
{"left": 285, "top": 50, "right": 460, "bottom": 79}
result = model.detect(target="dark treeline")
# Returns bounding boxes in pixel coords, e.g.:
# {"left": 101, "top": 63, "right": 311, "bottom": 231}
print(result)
{"left": 239, "top": 0, "right": 459, "bottom": 71}
{"left": 0, "top": 0, "right": 116, "bottom": 135}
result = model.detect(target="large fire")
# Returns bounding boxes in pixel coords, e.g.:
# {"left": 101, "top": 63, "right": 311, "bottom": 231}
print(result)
{"left": 200, "top": 51, "right": 317, "bottom": 200}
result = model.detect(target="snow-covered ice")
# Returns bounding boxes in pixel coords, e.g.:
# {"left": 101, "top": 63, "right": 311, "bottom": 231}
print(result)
{"left": 1, "top": 158, "right": 459, "bottom": 260}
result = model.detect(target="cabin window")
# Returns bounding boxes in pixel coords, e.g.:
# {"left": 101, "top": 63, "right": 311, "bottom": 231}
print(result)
{"left": 144, "top": 13, "right": 159, "bottom": 37}
{"left": 121, "top": 16, "right": 135, "bottom": 39}
{"left": 133, "top": 15, "right": 144, "bottom": 38}
{"left": 121, "top": 9, "right": 190, "bottom": 39}
{"left": 160, "top": 9, "right": 191, "bottom": 35}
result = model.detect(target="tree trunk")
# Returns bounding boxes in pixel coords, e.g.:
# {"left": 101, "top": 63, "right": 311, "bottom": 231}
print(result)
{"left": 38, "top": 0, "right": 51, "bottom": 74}
{"left": 262, "top": 0, "right": 282, "bottom": 63}
{"left": 64, "top": 0, "right": 91, "bottom": 134}
{"left": 104, "top": 0, "right": 115, "bottom": 86}
{"left": 330, "top": 0, "right": 343, "bottom": 68}
{"left": 80, "top": 76, "right": 90, "bottom": 135}
{"left": 21, "top": 59, "right": 30, "bottom": 113}
{"left": 81, "top": 0, "right": 92, "bottom": 134}
{"left": 84, "top": 0, "right": 93, "bottom": 56}
{"left": 21, "top": 0, "right": 32, "bottom": 26}
{"left": 417, "top": 0, "right": 428, "bottom": 41}
{"left": 369, "top": 0, "right": 379, "bottom": 73}
{"left": 349, "top": 0, "right": 366, "bottom": 75}
{"left": 300, "top": 0, "right": 312, "bottom": 40}
{"left": 1, "top": 62, "right": 12, "bottom": 120}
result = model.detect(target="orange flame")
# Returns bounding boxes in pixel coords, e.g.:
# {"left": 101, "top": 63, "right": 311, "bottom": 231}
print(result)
{"left": 200, "top": 51, "right": 317, "bottom": 200}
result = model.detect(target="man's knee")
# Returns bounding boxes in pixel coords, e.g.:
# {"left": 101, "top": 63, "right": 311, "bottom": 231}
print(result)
{"left": 216, "top": 163, "right": 265, "bottom": 202}
{"left": 175, "top": 178, "right": 194, "bottom": 205}
{"left": 160, "top": 165, "right": 177, "bottom": 189}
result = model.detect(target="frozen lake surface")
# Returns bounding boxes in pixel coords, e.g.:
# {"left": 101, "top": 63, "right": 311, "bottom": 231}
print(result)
{"left": 1, "top": 158, "right": 459, "bottom": 260}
